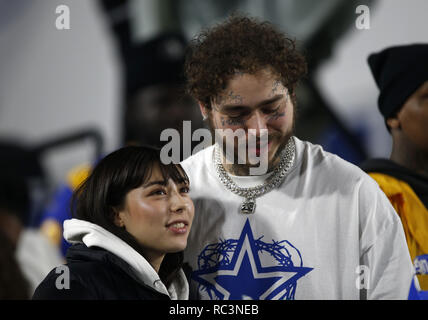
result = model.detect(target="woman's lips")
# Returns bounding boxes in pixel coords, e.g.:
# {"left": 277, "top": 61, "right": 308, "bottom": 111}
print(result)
{"left": 166, "top": 221, "right": 189, "bottom": 234}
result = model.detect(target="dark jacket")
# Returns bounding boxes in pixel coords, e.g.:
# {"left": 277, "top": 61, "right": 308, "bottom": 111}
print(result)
{"left": 32, "top": 243, "right": 170, "bottom": 300}
{"left": 360, "top": 158, "right": 428, "bottom": 208}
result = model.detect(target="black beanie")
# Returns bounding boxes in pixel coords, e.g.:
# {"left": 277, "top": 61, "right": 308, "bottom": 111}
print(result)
{"left": 367, "top": 43, "right": 428, "bottom": 120}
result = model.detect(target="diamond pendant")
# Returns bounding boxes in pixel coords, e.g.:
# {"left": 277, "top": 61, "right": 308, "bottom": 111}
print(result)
{"left": 240, "top": 198, "right": 256, "bottom": 214}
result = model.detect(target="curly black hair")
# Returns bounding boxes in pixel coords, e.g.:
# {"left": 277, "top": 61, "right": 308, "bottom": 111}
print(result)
{"left": 185, "top": 15, "right": 307, "bottom": 108}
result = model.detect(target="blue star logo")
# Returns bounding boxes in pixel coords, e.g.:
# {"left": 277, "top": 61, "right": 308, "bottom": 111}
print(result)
{"left": 192, "top": 219, "right": 313, "bottom": 300}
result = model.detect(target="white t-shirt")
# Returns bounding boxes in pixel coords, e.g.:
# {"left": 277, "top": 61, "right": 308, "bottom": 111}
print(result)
{"left": 181, "top": 136, "right": 414, "bottom": 300}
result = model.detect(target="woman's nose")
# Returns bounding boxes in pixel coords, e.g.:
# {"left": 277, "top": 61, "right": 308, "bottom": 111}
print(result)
{"left": 169, "top": 190, "right": 187, "bottom": 214}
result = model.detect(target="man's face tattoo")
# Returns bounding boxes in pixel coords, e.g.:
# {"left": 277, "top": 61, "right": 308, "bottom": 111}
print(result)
{"left": 204, "top": 68, "right": 295, "bottom": 174}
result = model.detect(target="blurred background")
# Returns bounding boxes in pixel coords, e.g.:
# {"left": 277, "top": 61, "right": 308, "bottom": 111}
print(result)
{"left": 0, "top": 0, "right": 427, "bottom": 298}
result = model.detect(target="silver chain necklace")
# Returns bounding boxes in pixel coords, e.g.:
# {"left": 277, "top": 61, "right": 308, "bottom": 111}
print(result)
{"left": 214, "top": 138, "right": 296, "bottom": 214}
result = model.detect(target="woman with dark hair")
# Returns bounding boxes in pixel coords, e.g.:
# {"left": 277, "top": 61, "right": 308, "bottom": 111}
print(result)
{"left": 33, "top": 146, "right": 194, "bottom": 299}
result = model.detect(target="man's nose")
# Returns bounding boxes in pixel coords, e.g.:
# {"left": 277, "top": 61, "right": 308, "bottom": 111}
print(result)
{"left": 246, "top": 110, "right": 268, "bottom": 136}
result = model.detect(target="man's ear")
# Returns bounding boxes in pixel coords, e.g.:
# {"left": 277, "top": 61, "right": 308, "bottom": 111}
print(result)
{"left": 199, "top": 102, "right": 209, "bottom": 120}
{"left": 386, "top": 117, "right": 401, "bottom": 130}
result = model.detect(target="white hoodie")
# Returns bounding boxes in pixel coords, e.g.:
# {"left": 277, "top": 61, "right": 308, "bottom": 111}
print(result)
{"left": 63, "top": 218, "right": 189, "bottom": 300}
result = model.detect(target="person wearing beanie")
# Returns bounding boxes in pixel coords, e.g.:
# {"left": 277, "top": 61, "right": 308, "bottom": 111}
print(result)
{"left": 360, "top": 43, "right": 428, "bottom": 291}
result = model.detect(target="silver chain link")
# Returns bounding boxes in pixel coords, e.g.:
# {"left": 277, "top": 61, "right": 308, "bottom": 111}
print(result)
{"left": 213, "top": 137, "right": 296, "bottom": 206}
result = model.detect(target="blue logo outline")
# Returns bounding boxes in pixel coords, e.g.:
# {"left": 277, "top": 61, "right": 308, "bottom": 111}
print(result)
{"left": 192, "top": 219, "right": 313, "bottom": 300}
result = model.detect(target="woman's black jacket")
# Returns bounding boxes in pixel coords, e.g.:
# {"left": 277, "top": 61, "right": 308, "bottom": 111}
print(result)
{"left": 32, "top": 243, "right": 171, "bottom": 300}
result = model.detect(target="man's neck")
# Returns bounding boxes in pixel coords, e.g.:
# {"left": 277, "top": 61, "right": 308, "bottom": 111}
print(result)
{"left": 223, "top": 163, "right": 253, "bottom": 176}
{"left": 390, "top": 138, "right": 428, "bottom": 178}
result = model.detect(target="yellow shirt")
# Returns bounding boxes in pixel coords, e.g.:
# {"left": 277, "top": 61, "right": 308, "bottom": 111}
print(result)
{"left": 368, "top": 173, "right": 428, "bottom": 290}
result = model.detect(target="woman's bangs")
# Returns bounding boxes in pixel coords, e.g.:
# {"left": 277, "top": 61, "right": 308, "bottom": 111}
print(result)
{"left": 158, "top": 162, "right": 190, "bottom": 186}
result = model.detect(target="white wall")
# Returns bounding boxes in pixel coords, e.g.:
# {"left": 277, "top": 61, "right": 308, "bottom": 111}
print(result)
{"left": 316, "top": 0, "right": 428, "bottom": 157}
{"left": 0, "top": 0, "right": 121, "bottom": 184}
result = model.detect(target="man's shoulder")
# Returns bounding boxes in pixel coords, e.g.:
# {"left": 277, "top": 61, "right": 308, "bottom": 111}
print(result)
{"left": 181, "top": 145, "right": 214, "bottom": 172}
{"left": 295, "top": 137, "right": 368, "bottom": 181}
{"left": 293, "top": 138, "right": 388, "bottom": 202}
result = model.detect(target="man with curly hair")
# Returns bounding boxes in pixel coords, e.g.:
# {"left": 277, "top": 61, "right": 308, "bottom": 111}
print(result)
{"left": 180, "top": 15, "right": 414, "bottom": 300}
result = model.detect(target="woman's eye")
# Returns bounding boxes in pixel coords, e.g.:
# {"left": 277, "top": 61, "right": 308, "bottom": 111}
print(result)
{"left": 180, "top": 186, "right": 190, "bottom": 193}
{"left": 151, "top": 189, "right": 167, "bottom": 196}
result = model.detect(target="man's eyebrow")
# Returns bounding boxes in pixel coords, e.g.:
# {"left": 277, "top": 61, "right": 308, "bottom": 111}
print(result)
{"left": 221, "top": 95, "right": 284, "bottom": 110}
{"left": 259, "top": 95, "right": 284, "bottom": 106}
{"left": 221, "top": 105, "right": 248, "bottom": 112}
{"left": 142, "top": 180, "right": 167, "bottom": 188}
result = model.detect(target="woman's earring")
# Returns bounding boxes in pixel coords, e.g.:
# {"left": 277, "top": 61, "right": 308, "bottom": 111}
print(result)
{"left": 202, "top": 114, "right": 208, "bottom": 121}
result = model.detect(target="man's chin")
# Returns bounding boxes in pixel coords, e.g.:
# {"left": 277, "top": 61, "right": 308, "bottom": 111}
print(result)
{"left": 235, "top": 133, "right": 291, "bottom": 156}
{"left": 266, "top": 134, "right": 293, "bottom": 168}
{"left": 234, "top": 150, "right": 279, "bottom": 174}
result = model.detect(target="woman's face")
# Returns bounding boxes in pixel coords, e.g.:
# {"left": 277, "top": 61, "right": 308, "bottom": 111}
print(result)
{"left": 116, "top": 165, "right": 194, "bottom": 266}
